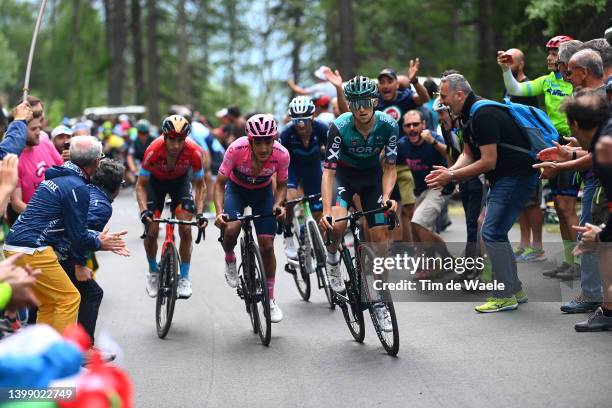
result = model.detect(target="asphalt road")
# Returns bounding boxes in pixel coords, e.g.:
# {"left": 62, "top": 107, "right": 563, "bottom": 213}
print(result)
{"left": 96, "top": 190, "right": 612, "bottom": 408}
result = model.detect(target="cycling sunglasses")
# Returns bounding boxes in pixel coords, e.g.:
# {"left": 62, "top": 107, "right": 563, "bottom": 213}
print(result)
{"left": 348, "top": 98, "right": 376, "bottom": 110}
{"left": 164, "top": 131, "right": 187, "bottom": 140}
{"left": 251, "top": 136, "right": 274, "bottom": 144}
{"left": 291, "top": 117, "right": 312, "bottom": 126}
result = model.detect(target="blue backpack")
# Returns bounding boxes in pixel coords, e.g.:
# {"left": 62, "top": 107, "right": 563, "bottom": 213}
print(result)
{"left": 469, "top": 98, "right": 559, "bottom": 160}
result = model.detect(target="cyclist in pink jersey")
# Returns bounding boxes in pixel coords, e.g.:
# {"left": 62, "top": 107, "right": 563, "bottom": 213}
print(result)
{"left": 214, "top": 114, "right": 289, "bottom": 323}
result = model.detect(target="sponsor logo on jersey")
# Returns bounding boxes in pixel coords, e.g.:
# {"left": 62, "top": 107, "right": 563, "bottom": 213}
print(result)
{"left": 383, "top": 106, "right": 402, "bottom": 122}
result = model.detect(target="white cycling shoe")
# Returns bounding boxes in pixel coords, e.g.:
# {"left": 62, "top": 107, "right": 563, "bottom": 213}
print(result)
{"left": 284, "top": 236, "right": 298, "bottom": 260}
{"left": 178, "top": 278, "right": 192, "bottom": 298}
{"left": 270, "top": 299, "right": 283, "bottom": 323}
{"left": 225, "top": 260, "right": 239, "bottom": 288}
{"left": 374, "top": 303, "right": 393, "bottom": 332}
{"left": 146, "top": 273, "right": 159, "bottom": 298}
{"left": 326, "top": 260, "right": 345, "bottom": 292}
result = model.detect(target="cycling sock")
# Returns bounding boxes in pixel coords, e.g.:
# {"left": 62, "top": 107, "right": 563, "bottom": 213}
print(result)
{"left": 225, "top": 251, "right": 236, "bottom": 263}
{"left": 563, "top": 240, "right": 574, "bottom": 264}
{"left": 266, "top": 277, "right": 275, "bottom": 299}
{"left": 327, "top": 251, "right": 340, "bottom": 264}
{"left": 283, "top": 224, "right": 293, "bottom": 238}
{"left": 179, "top": 262, "right": 190, "bottom": 279}
{"left": 148, "top": 257, "right": 158, "bottom": 273}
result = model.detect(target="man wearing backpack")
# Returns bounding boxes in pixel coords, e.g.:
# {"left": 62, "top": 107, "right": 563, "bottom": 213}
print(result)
{"left": 426, "top": 74, "right": 539, "bottom": 313}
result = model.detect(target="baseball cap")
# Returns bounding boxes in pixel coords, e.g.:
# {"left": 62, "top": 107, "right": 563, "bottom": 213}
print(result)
{"left": 312, "top": 93, "right": 331, "bottom": 107}
{"left": 51, "top": 125, "right": 73, "bottom": 139}
{"left": 377, "top": 68, "right": 397, "bottom": 81}
{"left": 216, "top": 108, "right": 229, "bottom": 118}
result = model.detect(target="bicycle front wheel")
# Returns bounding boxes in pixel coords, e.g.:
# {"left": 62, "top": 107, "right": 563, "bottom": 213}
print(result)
{"left": 156, "top": 243, "right": 179, "bottom": 339}
{"left": 361, "top": 246, "right": 399, "bottom": 355}
{"left": 340, "top": 248, "right": 365, "bottom": 343}
{"left": 309, "top": 221, "right": 334, "bottom": 309}
{"left": 248, "top": 241, "right": 271, "bottom": 346}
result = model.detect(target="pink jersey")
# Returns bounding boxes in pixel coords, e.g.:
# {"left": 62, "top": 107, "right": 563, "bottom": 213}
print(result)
{"left": 218, "top": 136, "right": 289, "bottom": 189}
{"left": 18, "top": 142, "right": 64, "bottom": 203}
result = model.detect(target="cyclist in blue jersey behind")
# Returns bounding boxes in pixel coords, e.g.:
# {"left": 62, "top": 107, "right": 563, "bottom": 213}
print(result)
{"left": 280, "top": 96, "right": 328, "bottom": 260}
{"left": 319, "top": 76, "right": 399, "bottom": 331}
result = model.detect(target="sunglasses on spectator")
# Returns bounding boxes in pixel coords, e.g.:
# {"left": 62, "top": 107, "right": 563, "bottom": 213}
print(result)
{"left": 32, "top": 110, "right": 43, "bottom": 119}
{"left": 348, "top": 99, "right": 375, "bottom": 110}
{"left": 403, "top": 122, "right": 422, "bottom": 128}
{"left": 291, "top": 117, "right": 312, "bottom": 126}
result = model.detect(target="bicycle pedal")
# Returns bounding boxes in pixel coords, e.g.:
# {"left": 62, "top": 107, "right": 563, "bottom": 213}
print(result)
{"left": 236, "top": 286, "right": 245, "bottom": 299}
{"left": 284, "top": 263, "right": 297, "bottom": 274}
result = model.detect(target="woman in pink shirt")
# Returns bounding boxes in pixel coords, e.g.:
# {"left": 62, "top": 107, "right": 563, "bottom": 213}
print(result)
{"left": 10, "top": 117, "right": 64, "bottom": 217}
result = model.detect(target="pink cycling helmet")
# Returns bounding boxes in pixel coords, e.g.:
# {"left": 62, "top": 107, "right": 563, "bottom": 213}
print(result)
{"left": 246, "top": 114, "right": 278, "bottom": 140}
{"left": 546, "top": 35, "right": 574, "bottom": 49}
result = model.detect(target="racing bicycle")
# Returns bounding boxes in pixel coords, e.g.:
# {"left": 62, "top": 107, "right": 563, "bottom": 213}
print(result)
{"left": 284, "top": 193, "right": 334, "bottom": 308}
{"left": 325, "top": 202, "right": 400, "bottom": 356}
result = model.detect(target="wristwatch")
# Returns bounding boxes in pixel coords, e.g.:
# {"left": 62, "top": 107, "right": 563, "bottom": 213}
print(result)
{"left": 410, "top": 77, "right": 418, "bottom": 85}
{"left": 572, "top": 150, "right": 577, "bottom": 160}
{"left": 449, "top": 170, "right": 455, "bottom": 183}
{"left": 432, "top": 139, "right": 438, "bottom": 146}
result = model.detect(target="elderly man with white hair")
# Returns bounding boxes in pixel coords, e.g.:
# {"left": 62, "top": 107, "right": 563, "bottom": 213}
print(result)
{"left": 4, "top": 136, "right": 128, "bottom": 333}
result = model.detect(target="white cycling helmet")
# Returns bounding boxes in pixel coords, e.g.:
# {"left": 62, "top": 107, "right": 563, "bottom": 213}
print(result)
{"left": 288, "top": 96, "right": 316, "bottom": 119}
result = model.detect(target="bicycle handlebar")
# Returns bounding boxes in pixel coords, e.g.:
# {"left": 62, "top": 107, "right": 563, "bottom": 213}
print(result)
{"left": 141, "top": 218, "right": 207, "bottom": 244}
{"left": 285, "top": 193, "right": 322, "bottom": 205}
{"left": 323, "top": 200, "right": 398, "bottom": 245}
{"left": 217, "top": 208, "right": 282, "bottom": 243}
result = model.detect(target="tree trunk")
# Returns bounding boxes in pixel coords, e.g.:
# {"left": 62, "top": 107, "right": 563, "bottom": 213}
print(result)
{"left": 338, "top": 0, "right": 354, "bottom": 78}
{"left": 131, "top": 0, "right": 144, "bottom": 104}
{"left": 103, "top": 0, "right": 112, "bottom": 103}
{"left": 109, "top": 0, "right": 127, "bottom": 105}
{"left": 146, "top": 0, "right": 160, "bottom": 123}
{"left": 65, "top": 0, "right": 80, "bottom": 113}
{"left": 476, "top": 0, "right": 495, "bottom": 97}
{"left": 226, "top": 0, "right": 237, "bottom": 103}
{"left": 290, "top": 2, "right": 303, "bottom": 95}
{"left": 177, "top": 0, "right": 191, "bottom": 104}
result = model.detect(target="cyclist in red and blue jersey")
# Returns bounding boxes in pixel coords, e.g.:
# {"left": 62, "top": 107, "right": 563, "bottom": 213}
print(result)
{"left": 137, "top": 115, "right": 207, "bottom": 299}
{"left": 279, "top": 96, "right": 328, "bottom": 260}
{"left": 214, "top": 114, "right": 289, "bottom": 323}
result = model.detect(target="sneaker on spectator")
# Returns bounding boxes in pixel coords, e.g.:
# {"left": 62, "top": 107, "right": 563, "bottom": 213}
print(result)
{"left": 542, "top": 262, "right": 571, "bottom": 278}
{"left": 514, "top": 289, "right": 528, "bottom": 304}
{"left": 560, "top": 293, "right": 600, "bottom": 314}
{"left": 513, "top": 247, "right": 525, "bottom": 260}
{"left": 475, "top": 296, "right": 518, "bottom": 313}
{"left": 574, "top": 307, "right": 612, "bottom": 332}
{"left": 556, "top": 264, "right": 581, "bottom": 281}
{"left": 516, "top": 247, "right": 546, "bottom": 263}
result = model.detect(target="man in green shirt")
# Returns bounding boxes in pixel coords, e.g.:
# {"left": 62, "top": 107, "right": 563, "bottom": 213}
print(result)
{"left": 498, "top": 35, "right": 581, "bottom": 276}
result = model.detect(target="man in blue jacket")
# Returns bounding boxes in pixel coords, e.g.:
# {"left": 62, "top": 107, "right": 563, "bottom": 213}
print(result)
{"left": 3, "top": 136, "right": 128, "bottom": 333}
{"left": 56, "top": 159, "right": 124, "bottom": 345}
{"left": 1, "top": 101, "right": 32, "bottom": 159}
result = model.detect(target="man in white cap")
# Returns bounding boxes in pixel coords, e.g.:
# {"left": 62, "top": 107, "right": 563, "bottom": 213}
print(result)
{"left": 51, "top": 125, "right": 73, "bottom": 160}
{"left": 287, "top": 65, "right": 338, "bottom": 100}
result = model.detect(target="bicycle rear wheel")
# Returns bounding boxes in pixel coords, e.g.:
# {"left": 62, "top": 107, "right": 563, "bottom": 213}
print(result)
{"left": 248, "top": 241, "right": 271, "bottom": 346}
{"left": 156, "top": 243, "right": 179, "bottom": 339}
{"left": 309, "top": 221, "right": 334, "bottom": 309}
{"left": 339, "top": 248, "right": 365, "bottom": 343}
{"left": 361, "top": 246, "right": 399, "bottom": 355}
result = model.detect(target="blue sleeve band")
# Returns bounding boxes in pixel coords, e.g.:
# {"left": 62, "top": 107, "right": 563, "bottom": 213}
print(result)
{"left": 139, "top": 168, "right": 151, "bottom": 177}
{"left": 192, "top": 169, "right": 204, "bottom": 179}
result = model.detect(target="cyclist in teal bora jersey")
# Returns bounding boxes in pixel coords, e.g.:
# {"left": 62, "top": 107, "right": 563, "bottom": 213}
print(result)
{"left": 319, "top": 76, "right": 399, "bottom": 294}
{"left": 498, "top": 35, "right": 582, "bottom": 278}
